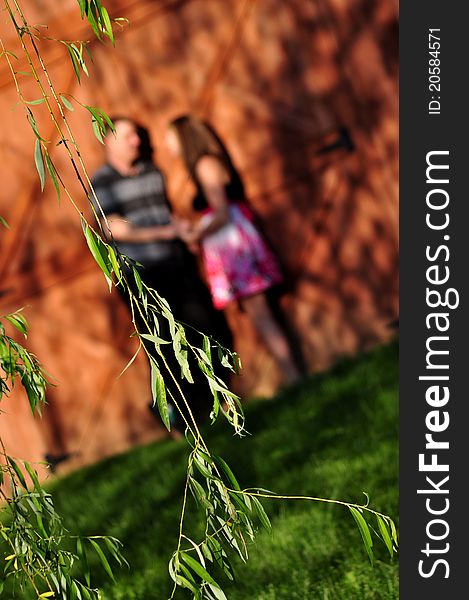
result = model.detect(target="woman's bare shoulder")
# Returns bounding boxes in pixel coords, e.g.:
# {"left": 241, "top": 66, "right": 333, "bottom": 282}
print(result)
{"left": 195, "top": 155, "right": 228, "bottom": 184}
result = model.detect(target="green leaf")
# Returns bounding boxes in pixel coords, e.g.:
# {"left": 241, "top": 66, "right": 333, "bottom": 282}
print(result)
{"left": 251, "top": 495, "right": 271, "bottom": 530}
{"left": 183, "top": 536, "right": 207, "bottom": 569}
{"left": 76, "top": 538, "right": 90, "bottom": 587}
{"left": 194, "top": 347, "right": 211, "bottom": 366}
{"left": 70, "top": 581, "right": 78, "bottom": 600}
{"left": 25, "top": 97, "right": 46, "bottom": 105}
{"left": 27, "top": 109, "right": 45, "bottom": 141}
{"left": 349, "top": 506, "right": 374, "bottom": 564}
{"left": 5, "top": 313, "right": 28, "bottom": 336}
{"left": 35, "top": 512, "right": 49, "bottom": 538}
{"left": 0, "top": 215, "right": 9, "bottom": 228}
{"left": 210, "top": 390, "right": 220, "bottom": 423}
{"left": 91, "top": 117, "right": 104, "bottom": 143}
{"left": 389, "top": 518, "right": 399, "bottom": 547}
{"left": 206, "top": 538, "right": 234, "bottom": 581}
{"left": 200, "top": 542, "right": 213, "bottom": 564}
{"left": 376, "top": 515, "right": 394, "bottom": 558}
{"left": 78, "top": 582, "right": 92, "bottom": 600}
{"left": 213, "top": 455, "right": 241, "bottom": 491}
{"left": 193, "top": 456, "right": 215, "bottom": 481}
{"left": 159, "top": 300, "right": 176, "bottom": 338}
{"left": 195, "top": 449, "right": 213, "bottom": 465}
{"left": 150, "top": 360, "right": 170, "bottom": 430}
{"left": 86, "top": 106, "right": 113, "bottom": 143}
{"left": 103, "top": 536, "right": 128, "bottom": 567}
{"left": 172, "top": 326, "right": 193, "bottom": 383}
{"left": 59, "top": 95, "right": 74, "bottom": 111}
{"left": 214, "top": 516, "right": 243, "bottom": 558}
{"left": 169, "top": 554, "right": 200, "bottom": 595}
{"left": 23, "top": 461, "right": 40, "bottom": 490}
{"left": 44, "top": 151, "right": 61, "bottom": 200}
{"left": 117, "top": 342, "right": 142, "bottom": 379}
{"left": 7, "top": 456, "right": 27, "bottom": 489}
{"left": 89, "top": 538, "right": 115, "bottom": 582}
{"left": 175, "top": 574, "right": 199, "bottom": 596}
{"left": 132, "top": 266, "right": 143, "bottom": 297}
{"left": 64, "top": 43, "right": 89, "bottom": 83}
{"left": 83, "top": 222, "right": 113, "bottom": 289}
{"left": 203, "top": 335, "right": 212, "bottom": 358}
{"left": 0, "top": 50, "right": 17, "bottom": 59}
{"left": 179, "top": 552, "right": 220, "bottom": 588}
{"left": 65, "top": 44, "right": 81, "bottom": 83}
{"left": 207, "top": 583, "right": 228, "bottom": 600}
{"left": 34, "top": 139, "right": 46, "bottom": 191}
{"left": 86, "top": 3, "right": 101, "bottom": 38}
{"left": 77, "top": 45, "right": 89, "bottom": 76}
{"left": 70, "top": 42, "right": 89, "bottom": 77}
{"left": 77, "top": 0, "right": 86, "bottom": 17}
{"left": 189, "top": 477, "right": 213, "bottom": 511}
{"left": 100, "top": 6, "right": 114, "bottom": 43}
{"left": 140, "top": 333, "right": 170, "bottom": 345}
{"left": 107, "top": 246, "right": 122, "bottom": 284}
{"left": 228, "top": 490, "right": 251, "bottom": 516}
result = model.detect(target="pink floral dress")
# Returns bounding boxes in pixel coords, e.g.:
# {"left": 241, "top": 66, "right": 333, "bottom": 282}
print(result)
{"left": 200, "top": 203, "right": 283, "bottom": 309}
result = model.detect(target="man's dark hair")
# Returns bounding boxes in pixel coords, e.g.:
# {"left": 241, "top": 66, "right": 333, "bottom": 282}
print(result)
{"left": 105, "top": 115, "right": 136, "bottom": 135}
{"left": 106, "top": 115, "right": 154, "bottom": 161}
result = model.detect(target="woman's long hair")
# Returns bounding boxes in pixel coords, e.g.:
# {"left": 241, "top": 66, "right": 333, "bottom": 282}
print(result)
{"left": 169, "top": 115, "right": 243, "bottom": 195}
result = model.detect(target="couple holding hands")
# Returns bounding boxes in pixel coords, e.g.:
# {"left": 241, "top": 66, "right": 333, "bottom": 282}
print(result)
{"left": 92, "top": 114, "right": 300, "bottom": 393}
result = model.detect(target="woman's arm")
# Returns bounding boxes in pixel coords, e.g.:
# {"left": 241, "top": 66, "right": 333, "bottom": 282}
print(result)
{"left": 191, "top": 156, "right": 231, "bottom": 239}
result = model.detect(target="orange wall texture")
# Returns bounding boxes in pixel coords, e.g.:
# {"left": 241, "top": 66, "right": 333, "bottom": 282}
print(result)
{"left": 0, "top": 0, "right": 398, "bottom": 475}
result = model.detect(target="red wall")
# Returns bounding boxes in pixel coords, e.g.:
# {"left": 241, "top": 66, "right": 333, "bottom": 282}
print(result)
{"left": 0, "top": 0, "right": 398, "bottom": 475}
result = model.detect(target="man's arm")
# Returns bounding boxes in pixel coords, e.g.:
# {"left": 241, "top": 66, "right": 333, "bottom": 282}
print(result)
{"left": 101, "top": 214, "right": 179, "bottom": 243}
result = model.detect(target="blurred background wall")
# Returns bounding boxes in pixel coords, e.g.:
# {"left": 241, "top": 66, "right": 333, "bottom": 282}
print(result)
{"left": 0, "top": 0, "right": 398, "bottom": 474}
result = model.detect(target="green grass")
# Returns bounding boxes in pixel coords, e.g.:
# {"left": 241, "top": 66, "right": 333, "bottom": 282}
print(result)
{"left": 16, "top": 340, "right": 399, "bottom": 599}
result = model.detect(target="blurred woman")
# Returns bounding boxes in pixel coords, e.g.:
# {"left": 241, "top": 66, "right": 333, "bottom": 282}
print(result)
{"left": 166, "top": 115, "right": 300, "bottom": 385}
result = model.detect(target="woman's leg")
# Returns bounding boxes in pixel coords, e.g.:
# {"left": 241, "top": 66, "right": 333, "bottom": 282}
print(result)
{"left": 241, "top": 293, "right": 300, "bottom": 384}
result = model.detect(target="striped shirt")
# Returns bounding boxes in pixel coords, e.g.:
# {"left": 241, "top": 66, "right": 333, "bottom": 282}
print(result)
{"left": 91, "top": 161, "right": 184, "bottom": 267}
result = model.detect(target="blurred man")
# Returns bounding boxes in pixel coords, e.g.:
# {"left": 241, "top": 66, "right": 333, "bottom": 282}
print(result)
{"left": 90, "top": 117, "right": 233, "bottom": 433}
